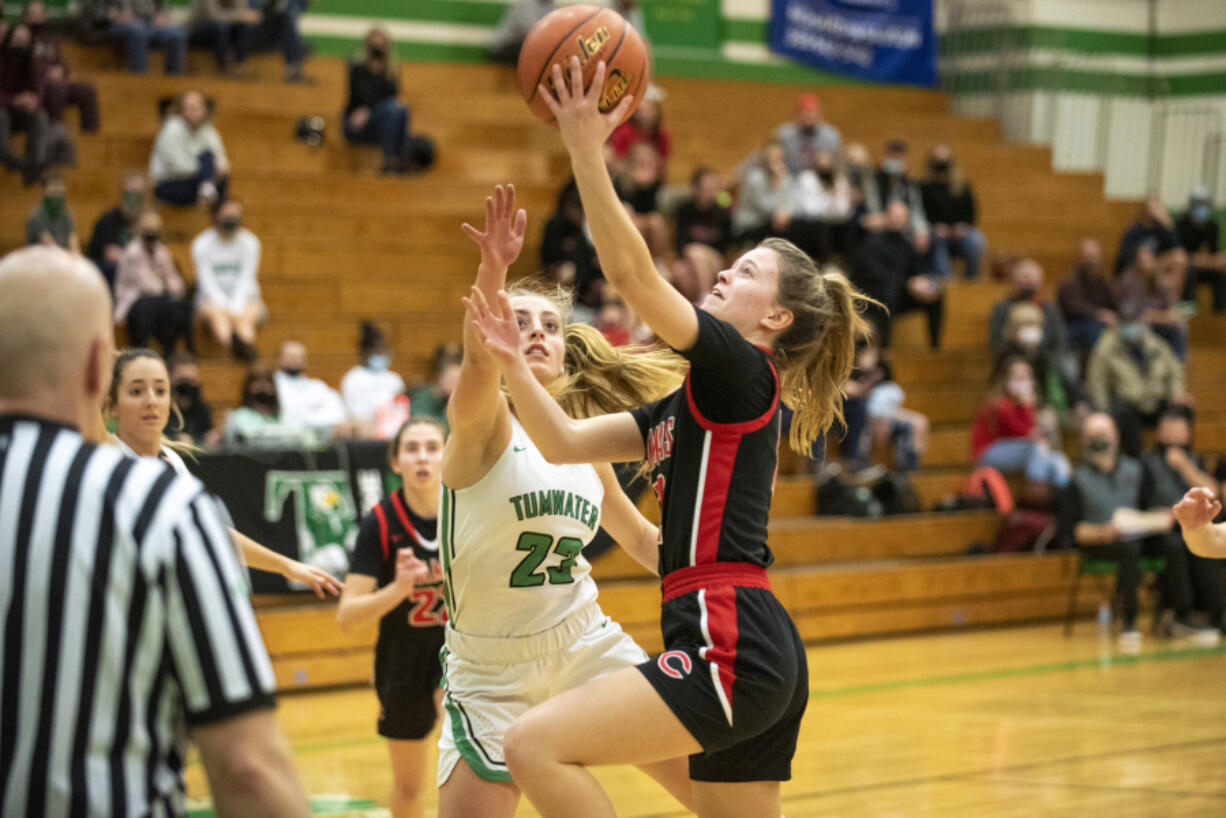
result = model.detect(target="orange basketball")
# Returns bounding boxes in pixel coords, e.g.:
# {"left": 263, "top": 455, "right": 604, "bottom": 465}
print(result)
{"left": 517, "top": 5, "right": 650, "bottom": 126}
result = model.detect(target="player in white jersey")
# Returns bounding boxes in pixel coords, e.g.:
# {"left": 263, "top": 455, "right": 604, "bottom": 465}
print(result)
{"left": 436, "top": 186, "right": 694, "bottom": 817}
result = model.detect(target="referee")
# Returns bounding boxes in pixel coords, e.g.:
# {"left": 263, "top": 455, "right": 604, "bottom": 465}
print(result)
{"left": 0, "top": 247, "right": 309, "bottom": 817}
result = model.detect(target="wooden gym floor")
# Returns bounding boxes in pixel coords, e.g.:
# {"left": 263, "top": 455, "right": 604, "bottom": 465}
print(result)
{"left": 183, "top": 623, "right": 1226, "bottom": 817}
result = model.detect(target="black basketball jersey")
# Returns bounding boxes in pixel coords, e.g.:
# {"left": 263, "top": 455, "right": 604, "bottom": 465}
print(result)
{"left": 632, "top": 307, "right": 780, "bottom": 577}
{"left": 350, "top": 491, "right": 446, "bottom": 690}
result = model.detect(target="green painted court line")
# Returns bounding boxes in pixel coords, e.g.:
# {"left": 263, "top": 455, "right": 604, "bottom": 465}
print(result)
{"left": 809, "top": 642, "right": 1226, "bottom": 701}
{"left": 189, "top": 795, "right": 380, "bottom": 817}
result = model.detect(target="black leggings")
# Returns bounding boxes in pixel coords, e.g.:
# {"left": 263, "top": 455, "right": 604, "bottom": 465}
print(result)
{"left": 127, "top": 295, "right": 193, "bottom": 355}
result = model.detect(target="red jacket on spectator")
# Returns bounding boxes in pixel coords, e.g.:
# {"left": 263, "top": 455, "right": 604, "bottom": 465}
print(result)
{"left": 971, "top": 396, "right": 1035, "bottom": 460}
{"left": 609, "top": 120, "right": 670, "bottom": 161}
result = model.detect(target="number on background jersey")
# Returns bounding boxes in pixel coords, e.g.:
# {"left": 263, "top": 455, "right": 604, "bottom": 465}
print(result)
{"left": 510, "top": 531, "right": 585, "bottom": 587}
{"left": 408, "top": 586, "right": 448, "bottom": 627}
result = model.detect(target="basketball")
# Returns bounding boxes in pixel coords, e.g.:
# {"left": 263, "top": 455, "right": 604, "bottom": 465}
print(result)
{"left": 517, "top": 4, "right": 650, "bottom": 125}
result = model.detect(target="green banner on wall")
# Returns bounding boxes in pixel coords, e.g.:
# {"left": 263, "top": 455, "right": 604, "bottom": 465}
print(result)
{"left": 642, "top": 0, "right": 723, "bottom": 52}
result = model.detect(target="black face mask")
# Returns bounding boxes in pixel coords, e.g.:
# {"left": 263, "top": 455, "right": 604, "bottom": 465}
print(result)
{"left": 1015, "top": 285, "right": 1037, "bottom": 301}
{"left": 1086, "top": 439, "right": 1113, "bottom": 456}
{"left": 218, "top": 217, "right": 241, "bottom": 232}
{"left": 250, "top": 391, "right": 278, "bottom": 409}
{"left": 816, "top": 169, "right": 835, "bottom": 185}
{"left": 280, "top": 366, "right": 303, "bottom": 378}
{"left": 142, "top": 232, "right": 161, "bottom": 245}
{"left": 929, "top": 160, "right": 950, "bottom": 173}
{"left": 174, "top": 381, "right": 200, "bottom": 402}
{"left": 369, "top": 46, "right": 387, "bottom": 61}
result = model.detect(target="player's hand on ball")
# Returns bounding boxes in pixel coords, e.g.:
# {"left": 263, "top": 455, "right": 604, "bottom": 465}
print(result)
{"left": 463, "top": 286, "right": 521, "bottom": 369}
{"left": 539, "top": 57, "right": 635, "bottom": 154}
{"left": 1173, "top": 487, "right": 1221, "bottom": 532}
{"left": 462, "top": 184, "right": 528, "bottom": 271}
{"left": 287, "top": 560, "right": 343, "bottom": 598}
{"left": 394, "top": 549, "right": 430, "bottom": 593}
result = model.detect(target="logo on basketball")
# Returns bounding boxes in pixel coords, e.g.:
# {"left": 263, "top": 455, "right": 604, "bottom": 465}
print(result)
{"left": 657, "top": 650, "right": 692, "bottom": 679}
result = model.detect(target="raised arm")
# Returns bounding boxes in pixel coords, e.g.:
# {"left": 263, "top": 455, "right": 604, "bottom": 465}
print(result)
{"left": 465, "top": 286, "right": 646, "bottom": 465}
{"left": 232, "top": 529, "right": 342, "bottom": 598}
{"left": 443, "top": 186, "right": 527, "bottom": 486}
{"left": 540, "top": 59, "right": 699, "bottom": 352}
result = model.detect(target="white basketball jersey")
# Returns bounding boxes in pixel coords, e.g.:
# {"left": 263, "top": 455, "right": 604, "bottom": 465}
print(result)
{"left": 440, "top": 417, "right": 603, "bottom": 638}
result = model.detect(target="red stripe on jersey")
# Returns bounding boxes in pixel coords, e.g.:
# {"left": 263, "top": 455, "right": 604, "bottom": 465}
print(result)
{"left": 695, "top": 433, "right": 740, "bottom": 565}
{"left": 390, "top": 489, "right": 423, "bottom": 547}
{"left": 683, "top": 359, "right": 780, "bottom": 434}
{"left": 703, "top": 586, "right": 740, "bottom": 720}
{"left": 373, "top": 503, "right": 390, "bottom": 560}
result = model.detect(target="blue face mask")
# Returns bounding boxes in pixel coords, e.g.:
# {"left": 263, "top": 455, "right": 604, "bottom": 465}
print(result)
{"left": 367, "top": 353, "right": 390, "bottom": 372}
{"left": 1192, "top": 204, "right": 1212, "bottom": 224}
{"left": 1119, "top": 323, "right": 1144, "bottom": 343}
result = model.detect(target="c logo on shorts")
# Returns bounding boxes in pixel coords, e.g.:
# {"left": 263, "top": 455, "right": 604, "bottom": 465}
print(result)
{"left": 657, "top": 650, "right": 692, "bottom": 680}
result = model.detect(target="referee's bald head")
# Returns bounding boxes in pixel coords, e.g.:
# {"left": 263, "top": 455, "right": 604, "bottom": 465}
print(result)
{"left": 0, "top": 247, "right": 114, "bottom": 428}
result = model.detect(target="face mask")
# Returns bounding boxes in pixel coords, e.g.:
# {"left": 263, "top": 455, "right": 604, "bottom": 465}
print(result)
{"left": 218, "top": 217, "right": 241, "bottom": 233}
{"left": 1158, "top": 442, "right": 1187, "bottom": 458}
{"left": 1192, "top": 204, "right": 1212, "bottom": 224}
{"left": 121, "top": 191, "right": 144, "bottom": 215}
{"left": 251, "top": 391, "right": 277, "bottom": 409}
{"left": 281, "top": 366, "right": 303, "bottom": 378}
{"left": 141, "top": 231, "right": 160, "bottom": 245}
{"left": 42, "top": 194, "right": 65, "bottom": 218}
{"left": 848, "top": 168, "right": 864, "bottom": 186}
{"left": 929, "top": 160, "right": 950, "bottom": 173}
{"left": 367, "top": 353, "right": 390, "bottom": 373}
{"left": 1086, "top": 438, "right": 1114, "bottom": 456}
{"left": 369, "top": 46, "right": 387, "bottom": 60}
{"left": 816, "top": 169, "right": 835, "bottom": 185}
{"left": 174, "top": 381, "right": 200, "bottom": 402}
{"left": 1007, "top": 378, "right": 1034, "bottom": 401}
{"left": 1015, "top": 285, "right": 1037, "bottom": 301}
{"left": 1119, "top": 323, "right": 1144, "bottom": 343}
{"left": 883, "top": 158, "right": 905, "bottom": 175}
{"left": 1016, "top": 325, "right": 1043, "bottom": 348}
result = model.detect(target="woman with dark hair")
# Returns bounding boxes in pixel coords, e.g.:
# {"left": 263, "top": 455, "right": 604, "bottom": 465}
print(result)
{"left": 0, "top": 21, "right": 51, "bottom": 183}
{"left": 344, "top": 28, "right": 412, "bottom": 174}
{"left": 113, "top": 210, "right": 194, "bottom": 355}
{"left": 971, "top": 355, "right": 1071, "bottom": 492}
{"left": 109, "top": 349, "right": 341, "bottom": 597}
{"left": 342, "top": 319, "right": 407, "bottom": 438}
{"left": 920, "top": 143, "right": 985, "bottom": 279}
{"left": 224, "top": 366, "right": 297, "bottom": 446}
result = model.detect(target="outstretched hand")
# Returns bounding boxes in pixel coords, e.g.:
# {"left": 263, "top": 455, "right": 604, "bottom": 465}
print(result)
{"left": 463, "top": 286, "right": 521, "bottom": 370}
{"left": 538, "top": 57, "right": 635, "bottom": 155}
{"left": 461, "top": 184, "right": 528, "bottom": 271}
{"left": 1173, "top": 487, "right": 1222, "bottom": 533}
{"left": 286, "top": 561, "right": 343, "bottom": 599}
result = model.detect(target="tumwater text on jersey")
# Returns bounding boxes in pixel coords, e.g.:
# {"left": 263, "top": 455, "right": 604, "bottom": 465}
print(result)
{"left": 509, "top": 489, "right": 600, "bottom": 530}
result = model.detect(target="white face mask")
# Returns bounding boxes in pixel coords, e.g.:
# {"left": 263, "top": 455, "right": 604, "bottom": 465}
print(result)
{"left": 1007, "top": 377, "right": 1035, "bottom": 401}
{"left": 1016, "top": 325, "right": 1043, "bottom": 347}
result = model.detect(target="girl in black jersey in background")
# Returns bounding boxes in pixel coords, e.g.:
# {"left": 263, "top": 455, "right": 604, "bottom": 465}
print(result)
{"left": 465, "top": 59, "right": 874, "bottom": 818}
{"left": 337, "top": 418, "right": 448, "bottom": 818}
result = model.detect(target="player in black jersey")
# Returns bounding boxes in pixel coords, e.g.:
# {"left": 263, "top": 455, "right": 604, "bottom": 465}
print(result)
{"left": 337, "top": 418, "right": 448, "bottom": 818}
{"left": 464, "top": 59, "right": 876, "bottom": 817}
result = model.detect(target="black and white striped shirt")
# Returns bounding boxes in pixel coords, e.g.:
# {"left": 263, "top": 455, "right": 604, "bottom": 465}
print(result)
{"left": 0, "top": 415, "right": 276, "bottom": 817}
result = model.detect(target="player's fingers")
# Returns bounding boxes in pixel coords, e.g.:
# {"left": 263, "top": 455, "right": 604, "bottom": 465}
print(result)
{"left": 506, "top": 183, "right": 516, "bottom": 212}
{"left": 484, "top": 194, "right": 495, "bottom": 227}
{"left": 460, "top": 223, "right": 482, "bottom": 242}
{"left": 569, "top": 56, "right": 583, "bottom": 99}
{"left": 588, "top": 61, "right": 607, "bottom": 103}
{"left": 550, "top": 63, "right": 569, "bottom": 103}
{"left": 495, "top": 184, "right": 507, "bottom": 218}
{"left": 607, "top": 93, "right": 634, "bottom": 125}
{"left": 496, "top": 289, "right": 514, "bottom": 317}
{"left": 513, "top": 208, "right": 528, "bottom": 238}
{"left": 538, "top": 82, "right": 561, "bottom": 116}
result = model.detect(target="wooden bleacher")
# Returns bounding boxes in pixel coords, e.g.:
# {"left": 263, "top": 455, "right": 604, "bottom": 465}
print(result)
{"left": 6, "top": 43, "right": 1214, "bottom": 691}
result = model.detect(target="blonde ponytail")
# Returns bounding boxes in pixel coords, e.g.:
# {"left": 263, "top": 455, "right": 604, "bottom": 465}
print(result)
{"left": 760, "top": 238, "right": 878, "bottom": 455}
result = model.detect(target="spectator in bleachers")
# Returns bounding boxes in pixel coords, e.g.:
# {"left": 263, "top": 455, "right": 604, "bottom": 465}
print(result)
{"left": 731, "top": 139, "right": 794, "bottom": 245}
{"left": 775, "top": 92, "right": 840, "bottom": 175}
{"left": 850, "top": 338, "right": 928, "bottom": 473}
{"left": 189, "top": 0, "right": 262, "bottom": 75}
{"left": 86, "top": 170, "right": 147, "bottom": 290}
{"left": 1177, "top": 187, "right": 1225, "bottom": 312}
{"left": 615, "top": 141, "right": 669, "bottom": 261}
{"left": 874, "top": 138, "right": 929, "bottom": 254}
{"left": 844, "top": 141, "right": 881, "bottom": 222}
{"left": 25, "top": 169, "right": 80, "bottom": 253}
{"left": 225, "top": 365, "right": 299, "bottom": 446}
{"left": 1140, "top": 407, "right": 1224, "bottom": 638}
{"left": 114, "top": 210, "right": 194, "bottom": 355}
{"left": 988, "top": 258, "right": 1069, "bottom": 363}
{"left": 997, "top": 302, "right": 1086, "bottom": 423}
{"left": 344, "top": 28, "right": 415, "bottom": 175}
{"left": 1058, "top": 237, "right": 1118, "bottom": 360}
{"left": 274, "top": 340, "right": 348, "bottom": 436}
{"left": 1087, "top": 300, "right": 1187, "bottom": 459}
{"left": 920, "top": 143, "right": 985, "bottom": 280}
{"left": 487, "top": 0, "right": 553, "bottom": 64}
{"left": 165, "top": 351, "right": 218, "bottom": 445}
{"left": 972, "top": 356, "right": 1071, "bottom": 492}
{"left": 788, "top": 149, "right": 852, "bottom": 263}
{"left": 1114, "top": 193, "right": 1181, "bottom": 274}
{"left": 192, "top": 197, "right": 263, "bottom": 360}
{"left": 1113, "top": 242, "right": 1188, "bottom": 361}
{"left": 593, "top": 288, "right": 649, "bottom": 347}
{"left": 542, "top": 178, "right": 602, "bottom": 307}
{"left": 150, "top": 90, "right": 230, "bottom": 206}
{"left": 609, "top": 85, "right": 669, "bottom": 173}
{"left": 407, "top": 342, "right": 462, "bottom": 433}
{"left": 24, "top": 2, "right": 100, "bottom": 134}
{"left": 672, "top": 166, "right": 732, "bottom": 302}
{"left": 1059, "top": 412, "right": 1188, "bottom": 651}
{"left": 246, "top": 0, "right": 310, "bottom": 84}
{"left": 341, "top": 321, "right": 407, "bottom": 439}
{"left": 82, "top": 0, "right": 186, "bottom": 75}
{"left": 0, "top": 21, "right": 51, "bottom": 184}
{"left": 850, "top": 200, "right": 943, "bottom": 349}
{"left": 0, "top": 0, "right": 7, "bottom": 42}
